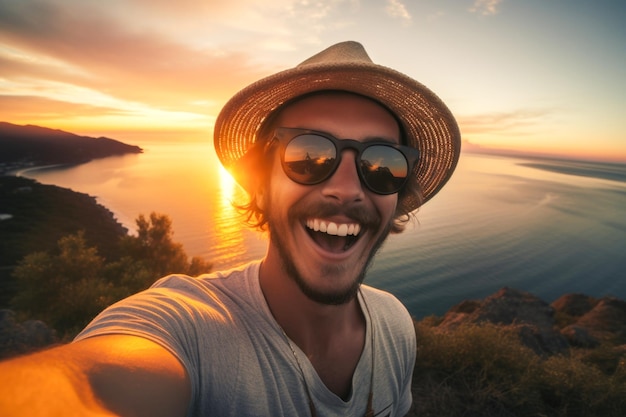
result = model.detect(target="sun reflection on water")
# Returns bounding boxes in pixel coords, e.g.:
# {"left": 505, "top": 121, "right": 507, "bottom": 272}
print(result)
{"left": 209, "top": 166, "right": 263, "bottom": 268}
{"left": 17, "top": 143, "right": 626, "bottom": 319}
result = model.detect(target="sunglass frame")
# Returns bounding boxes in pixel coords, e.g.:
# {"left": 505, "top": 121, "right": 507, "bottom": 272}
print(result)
{"left": 270, "top": 127, "right": 420, "bottom": 195}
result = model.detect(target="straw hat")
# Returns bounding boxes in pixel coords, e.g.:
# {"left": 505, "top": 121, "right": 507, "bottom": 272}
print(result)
{"left": 214, "top": 41, "right": 461, "bottom": 211}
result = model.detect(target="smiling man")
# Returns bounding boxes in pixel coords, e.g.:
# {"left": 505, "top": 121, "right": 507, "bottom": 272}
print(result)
{"left": 0, "top": 41, "right": 460, "bottom": 417}
{"left": 262, "top": 92, "right": 403, "bottom": 305}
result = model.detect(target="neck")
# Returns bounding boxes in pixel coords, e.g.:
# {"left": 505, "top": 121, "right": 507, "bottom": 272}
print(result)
{"left": 260, "top": 255, "right": 368, "bottom": 400}
{"left": 259, "top": 257, "right": 364, "bottom": 352}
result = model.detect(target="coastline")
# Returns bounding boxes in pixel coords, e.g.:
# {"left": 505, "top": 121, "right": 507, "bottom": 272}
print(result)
{"left": 5, "top": 149, "right": 626, "bottom": 321}
{"left": 3, "top": 162, "right": 137, "bottom": 235}
{"left": 7, "top": 163, "right": 79, "bottom": 177}
{"left": 0, "top": 175, "right": 131, "bottom": 307}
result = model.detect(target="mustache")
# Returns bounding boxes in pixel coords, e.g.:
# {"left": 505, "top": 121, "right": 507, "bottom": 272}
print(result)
{"left": 289, "top": 199, "right": 381, "bottom": 229}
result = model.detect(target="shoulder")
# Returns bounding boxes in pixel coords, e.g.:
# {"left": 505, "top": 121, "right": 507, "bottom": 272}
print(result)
{"left": 140, "top": 261, "right": 262, "bottom": 308}
{"left": 360, "top": 284, "right": 411, "bottom": 318}
{"left": 77, "top": 261, "right": 264, "bottom": 339}
{"left": 360, "top": 284, "right": 415, "bottom": 342}
{"left": 154, "top": 260, "right": 261, "bottom": 294}
{"left": 360, "top": 285, "right": 416, "bottom": 412}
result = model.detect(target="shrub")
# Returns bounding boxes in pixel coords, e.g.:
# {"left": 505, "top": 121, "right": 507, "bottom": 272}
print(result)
{"left": 11, "top": 232, "right": 115, "bottom": 336}
{"left": 10, "top": 213, "right": 212, "bottom": 340}
{"left": 412, "top": 321, "right": 542, "bottom": 417}
{"left": 410, "top": 320, "right": 626, "bottom": 417}
{"left": 538, "top": 354, "right": 626, "bottom": 416}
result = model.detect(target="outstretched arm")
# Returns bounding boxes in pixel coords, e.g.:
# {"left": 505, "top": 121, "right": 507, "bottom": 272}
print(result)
{"left": 0, "top": 335, "right": 191, "bottom": 417}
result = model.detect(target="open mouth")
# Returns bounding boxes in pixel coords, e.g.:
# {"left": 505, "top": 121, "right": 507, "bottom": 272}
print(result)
{"left": 305, "top": 218, "right": 362, "bottom": 253}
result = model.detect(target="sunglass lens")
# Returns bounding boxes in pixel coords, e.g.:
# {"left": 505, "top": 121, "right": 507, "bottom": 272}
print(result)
{"left": 283, "top": 135, "right": 337, "bottom": 184}
{"left": 360, "top": 146, "right": 409, "bottom": 194}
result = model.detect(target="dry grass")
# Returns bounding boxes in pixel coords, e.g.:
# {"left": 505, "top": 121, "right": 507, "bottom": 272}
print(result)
{"left": 408, "top": 320, "right": 626, "bottom": 417}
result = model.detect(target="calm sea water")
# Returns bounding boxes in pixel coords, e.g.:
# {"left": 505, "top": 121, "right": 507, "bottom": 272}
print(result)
{"left": 18, "top": 143, "right": 626, "bottom": 319}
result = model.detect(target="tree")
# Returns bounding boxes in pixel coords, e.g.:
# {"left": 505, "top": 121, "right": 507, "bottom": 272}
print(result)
{"left": 118, "top": 212, "right": 212, "bottom": 279}
{"left": 11, "top": 231, "right": 115, "bottom": 336}
{"left": 10, "top": 212, "right": 212, "bottom": 339}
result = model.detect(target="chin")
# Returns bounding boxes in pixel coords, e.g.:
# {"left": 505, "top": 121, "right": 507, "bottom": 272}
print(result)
{"left": 290, "top": 259, "right": 368, "bottom": 305}
{"left": 267, "top": 206, "right": 393, "bottom": 305}
{"left": 297, "top": 279, "right": 362, "bottom": 305}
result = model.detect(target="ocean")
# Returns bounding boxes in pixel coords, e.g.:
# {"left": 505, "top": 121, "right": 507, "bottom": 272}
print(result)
{"left": 17, "top": 142, "right": 626, "bottom": 319}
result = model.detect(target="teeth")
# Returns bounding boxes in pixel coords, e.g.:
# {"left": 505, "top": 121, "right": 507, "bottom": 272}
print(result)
{"left": 306, "top": 219, "right": 361, "bottom": 236}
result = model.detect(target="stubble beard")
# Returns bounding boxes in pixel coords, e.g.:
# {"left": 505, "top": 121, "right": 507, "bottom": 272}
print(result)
{"left": 266, "top": 196, "right": 394, "bottom": 306}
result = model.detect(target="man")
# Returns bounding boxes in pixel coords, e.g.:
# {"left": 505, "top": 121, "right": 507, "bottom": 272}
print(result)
{"left": 0, "top": 41, "right": 460, "bottom": 416}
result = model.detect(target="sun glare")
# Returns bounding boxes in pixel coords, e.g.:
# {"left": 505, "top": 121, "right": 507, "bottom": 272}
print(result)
{"left": 218, "top": 165, "right": 239, "bottom": 201}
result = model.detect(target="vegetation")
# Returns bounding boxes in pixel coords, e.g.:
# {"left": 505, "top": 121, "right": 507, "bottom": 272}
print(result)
{"left": 10, "top": 212, "right": 212, "bottom": 339}
{"left": 2, "top": 175, "right": 624, "bottom": 415}
{"left": 410, "top": 319, "right": 626, "bottom": 417}
{"left": 0, "top": 176, "right": 130, "bottom": 302}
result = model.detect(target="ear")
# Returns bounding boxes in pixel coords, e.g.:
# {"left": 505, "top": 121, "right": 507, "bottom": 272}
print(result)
{"left": 255, "top": 184, "right": 266, "bottom": 211}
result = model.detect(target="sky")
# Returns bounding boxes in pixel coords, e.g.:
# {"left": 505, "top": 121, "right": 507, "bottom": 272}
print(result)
{"left": 1, "top": 0, "right": 625, "bottom": 162}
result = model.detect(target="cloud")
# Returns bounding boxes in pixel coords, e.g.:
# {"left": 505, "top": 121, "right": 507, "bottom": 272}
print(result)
{"left": 458, "top": 108, "right": 553, "bottom": 136}
{"left": 386, "top": 0, "right": 412, "bottom": 23}
{"left": 469, "top": 0, "right": 502, "bottom": 16}
{"left": 0, "top": 95, "right": 129, "bottom": 121}
{"left": 0, "top": 0, "right": 279, "bottom": 125}
{"left": 0, "top": 0, "right": 370, "bottom": 116}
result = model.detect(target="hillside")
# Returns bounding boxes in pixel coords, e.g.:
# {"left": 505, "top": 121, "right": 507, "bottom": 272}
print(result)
{"left": 0, "top": 122, "right": 142, "bottom": 172}
{"left": 0, "top": 175, "right": 624, "bottom": 414}
{"left": 0, "top": 176, "right": 129, "bottom": 307}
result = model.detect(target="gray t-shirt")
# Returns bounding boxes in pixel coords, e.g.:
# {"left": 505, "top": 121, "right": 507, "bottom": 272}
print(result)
{"left": 76, "top": 261, "right": 416, "bottom": 416}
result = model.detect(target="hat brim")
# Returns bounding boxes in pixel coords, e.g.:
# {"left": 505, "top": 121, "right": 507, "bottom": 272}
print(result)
{"left": 214, "top": 61, "right": 461, "bottom": 212}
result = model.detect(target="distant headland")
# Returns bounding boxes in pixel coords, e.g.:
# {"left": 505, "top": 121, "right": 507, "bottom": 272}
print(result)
{"left": 0, "top": 122, "right": 143, "bottom": 175}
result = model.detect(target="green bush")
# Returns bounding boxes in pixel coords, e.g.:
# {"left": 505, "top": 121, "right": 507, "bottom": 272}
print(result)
{"left": 10, "top": 213, "right": 212, "bottom": 339}
{"left": 10, "top": 232, "right": 116, "bottom": 337}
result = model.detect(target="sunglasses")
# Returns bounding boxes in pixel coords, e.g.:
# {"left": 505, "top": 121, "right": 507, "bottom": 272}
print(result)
{"left": 270, "top": 128, "right": 419, "bottom": 195}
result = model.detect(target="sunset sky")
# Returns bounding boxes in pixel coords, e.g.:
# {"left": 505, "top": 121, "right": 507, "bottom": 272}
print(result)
{"left": 1, "top": 0, "right": 625, "bottom": 162}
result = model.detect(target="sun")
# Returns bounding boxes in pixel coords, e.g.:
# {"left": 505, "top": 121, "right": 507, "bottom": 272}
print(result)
{"left": 218, "top": 165, "right": 238, "bottom": 201}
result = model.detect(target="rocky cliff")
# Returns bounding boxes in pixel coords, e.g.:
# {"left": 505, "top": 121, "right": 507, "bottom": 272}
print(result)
{"left": 436, "top": 287, "right": 625, "bottom": 355}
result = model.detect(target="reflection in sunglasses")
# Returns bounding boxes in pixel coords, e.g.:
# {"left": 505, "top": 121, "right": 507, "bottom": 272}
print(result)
{"left": 275, "top": 128, "right": 419, "bottom": 195}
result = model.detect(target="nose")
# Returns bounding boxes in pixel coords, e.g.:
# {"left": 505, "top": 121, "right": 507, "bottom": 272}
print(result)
{"left": 320, "top": 150, "right": 365, "bottom": 203}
